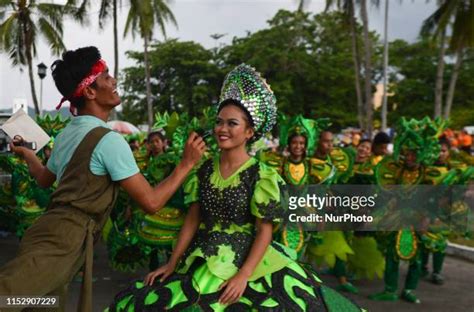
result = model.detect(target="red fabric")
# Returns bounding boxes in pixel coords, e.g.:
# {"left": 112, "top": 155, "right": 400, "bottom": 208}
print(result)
{"left": 56, "top": 59, "right": 107, "bottom": 115}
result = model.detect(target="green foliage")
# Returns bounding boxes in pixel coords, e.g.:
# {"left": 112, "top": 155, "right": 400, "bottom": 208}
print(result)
{"left": 119, "top": 8, "right": 473, "bottom": 129}
{"left": 421, "top": 0, "right": 474, "bottom": 50}
{"left": 0, "top": 1, "right": 81, "bottom": 65}
{"left": 388, "top": 39, "right": 474, "bottom": 128}
{"left": 121, "top": 10, "right": 380, "bottom": 130}
{"left": 121, "top": 39, "right": 222, "bottom": 124}
{"left": 36, "top": 114, "right": 71, "bottom": 137}
{"left": 124, "top": 0, "right": 177, "bottom": 40}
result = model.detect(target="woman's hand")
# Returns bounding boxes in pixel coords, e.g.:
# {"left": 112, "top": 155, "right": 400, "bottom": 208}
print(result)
{"left": 218, "top": 270, "right": 250, "bottom": 305}
{"left": 143, "top": 261, "right": 177, "bottom": 286}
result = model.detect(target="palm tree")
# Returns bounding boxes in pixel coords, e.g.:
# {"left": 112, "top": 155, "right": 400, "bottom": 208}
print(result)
{"left": 422, "top": 0, "right": 474, "bottom": 118}
{"left": 98, "top": 0, "right": 121, "bottom": 80}
{"left": 381, "top": 0, "right": 389, "bottom": 131}
{"left": 97, "top": 0, "right": 122, "bottom": 120}
{"left": 359, "top": 0, "right": 374, "bottom": 136}
{"left": 325, "top": 0, "right": 364, "bottom": 129}
{"left": 296, "top": 0, "right": 310, "bottom": 12}
{"left": 0, "top": 0, "right": 75, "bottom": 115}
{"left": 433, "top": 29, "right": 446, "bottom": 118}
{"left": 124, "top": 0, "right": 177, "bottom": 130}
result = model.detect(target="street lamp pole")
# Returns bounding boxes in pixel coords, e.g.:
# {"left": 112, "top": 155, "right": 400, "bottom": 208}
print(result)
{"left": 37, "top": 62, "right": 47, "bottom": 116}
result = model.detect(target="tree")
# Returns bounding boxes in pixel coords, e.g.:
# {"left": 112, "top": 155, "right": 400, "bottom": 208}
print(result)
{"left": 98, "top": 0, "right": 121, "bottom": 81}
{"left": 325, "top": 0, "right": 364, "bottom": 129}
{"left": 381, "top": 0, "right": 389, "bottom": 131}
{"left": 388, "top": 38, "right": 474, "bottom": 128}
{"left": 0, "top": 0, "right": 80, "bottom": 115}
{"left": 124, "top": 0, "right": 177, "bottom": 130}
{"left": 121, "top": 40, "right": 222, "bottom": 125}
{"left": 121, "top": 9, "right": 383, "bottom": 130}
{"left": 296, "top": 0, "right": 310, "bottom": 12}
{"left": 422, "top": 0, "right": 474, "bottom": 118}
{"left": 359, "top": 0, "right": 373, "bottom": 135}
{"left": 325, "top": 0, "right": 382, "bottom": 134}
{"left": 220, "top": 10, "right": 380, "bottom": 130}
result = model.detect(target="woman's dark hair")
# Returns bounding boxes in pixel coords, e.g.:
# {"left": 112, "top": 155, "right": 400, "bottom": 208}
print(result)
{"left": 288, "top": 133, "right": 307, "bottom": 157}
{"left": 51, "top": 46, "right": 101, "bottom": 110}
{"left": 373, "top": 131, "right": 391, "bottom": 145}
{"left": 218, "top": 99, "right": 254, "bottom": 128}
{"left": 218, "top": 99, "right": 258, "bottom": 145}
{"left": 288, "top": 133, "right": 307, "bottom": 146}
{"left": 359, "top": 138, "right": 372, "bottom": 146}
{"left": 439, "top": 137, "right": 451, "bottom": 148}
{"left": 147, "top": 131, "right": 165, "bottom": 143}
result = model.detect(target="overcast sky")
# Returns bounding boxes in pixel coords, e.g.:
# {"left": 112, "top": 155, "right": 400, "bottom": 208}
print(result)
{"left": 0, "top": 0, "right": 437, "bottom": 112}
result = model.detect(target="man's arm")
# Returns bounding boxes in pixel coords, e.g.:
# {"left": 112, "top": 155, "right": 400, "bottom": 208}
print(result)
{"left": 120, "top": 132, "right": 205, "bottom": 214}
{"left": 9, "top": 144, "right": 56, "bottom": 188}
{"left": 119, "top": 161, "right": 193, "bottom": 214}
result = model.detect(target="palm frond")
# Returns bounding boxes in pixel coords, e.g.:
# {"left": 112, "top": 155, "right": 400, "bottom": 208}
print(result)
{"left": 38, "top": 17, "right": 65, "bottom": 55}
{"left": 124, "top": 0, "right": 178, "bottom": 40}
{"left": 420, "top": 0, "right": 457, "bottom": 37}
{"left": 449, "top": 0, "right": 474, "bottom": 49}
{"left": 63, "top": 0, "right": 90, "bottom": 25}
{"left": 124, "top": 0, "right": 139, "bottom": 39}
{"left": 36, "top": 3, "right": 65, "bottom": 35}
{"left": 99, "top": 0, "right": 113, "bottom": 28}
{"left": 0, "top": 14, "right": 20, "bottom": 59}
{"left": 153, "top": 0, "right": 177, "bottom": 28}
{"left": 0, "top": 0, "right": 14, "bottom": 9}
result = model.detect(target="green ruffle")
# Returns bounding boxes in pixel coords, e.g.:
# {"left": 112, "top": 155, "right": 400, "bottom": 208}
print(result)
{"left": 306, "top": 231, "right": 354, "bottom": 267}
{"left": 250, "top": 162, "right": 285, "bottom": 222}
{"left": 183, "top": 168, "right": 199, "bottom": 205}
{"left": 347, "top": 236, "right": 385, "bottom": 279}
{"left": 177, "top": 242, "right": 294, "bottom": 282}
{"left": 210, "top": 157, "right": 257, "bottom": 190}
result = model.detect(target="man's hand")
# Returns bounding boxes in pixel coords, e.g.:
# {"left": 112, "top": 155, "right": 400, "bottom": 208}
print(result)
{"left": 181, "top": 132, "right": 206, "bottom": 169}
{"left": 9, "top": 136, "right": 34, "bottom": 158}
{"left": 7, "top": 141, "right": 56, "bottom": 188}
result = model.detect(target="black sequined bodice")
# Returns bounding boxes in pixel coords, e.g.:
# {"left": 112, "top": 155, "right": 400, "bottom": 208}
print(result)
{"left": 179, "top": 159, "right": 262, "bottom": 269}
{"left": 197, "top": 159, "right": 259, "bottom": 230}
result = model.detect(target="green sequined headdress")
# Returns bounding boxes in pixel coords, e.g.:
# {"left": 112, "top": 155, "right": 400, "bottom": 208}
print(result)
{"left": 279, "top": 114, "right": 331, "bottom": 155}
{"left": 218, "top": 64, "right": 277, "bottom": 142}
{"left": 393, "top": 117, "right": 448, "bottom": 166}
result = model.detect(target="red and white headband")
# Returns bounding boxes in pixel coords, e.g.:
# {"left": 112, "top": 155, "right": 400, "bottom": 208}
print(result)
{"left": 56, "top": 59, "right": 107, "bottom": 115}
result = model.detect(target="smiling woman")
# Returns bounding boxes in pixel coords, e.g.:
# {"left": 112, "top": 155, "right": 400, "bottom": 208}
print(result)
{"left": 108, "top": 64, "right": 363, "bottom": 312}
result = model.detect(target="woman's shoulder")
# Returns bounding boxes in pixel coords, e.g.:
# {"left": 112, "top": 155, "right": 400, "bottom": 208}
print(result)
{"left": 195, "top": 156, "right": 216, "bottom": 176}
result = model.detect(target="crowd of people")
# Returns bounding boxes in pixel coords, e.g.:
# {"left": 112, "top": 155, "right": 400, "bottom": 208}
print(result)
{"left": 0, "top": 46, "right": 472, "bottom": 311}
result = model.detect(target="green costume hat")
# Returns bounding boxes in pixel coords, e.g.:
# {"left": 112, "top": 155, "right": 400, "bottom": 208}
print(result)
{"left": 218, "top": 64, "right": 277, "bottom": 142}
{"left": 36, "top": 114, "right": 71, "bottom": 150}
{"left": 393, "top": 117, "right": 448, "bottom": 166}
{"left": 36, "top": 114, "right": 71, "bottom": 137}
{"left": 152, "top": 109, "right": 219, "bottom": 162}
{"left": 279, "top": 114, "right": 331, "bottom": 155}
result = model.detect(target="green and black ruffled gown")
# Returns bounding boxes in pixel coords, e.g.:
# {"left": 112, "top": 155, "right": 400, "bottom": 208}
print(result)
{"left": 108, "top": 157, "right": 362, "bottom": 311}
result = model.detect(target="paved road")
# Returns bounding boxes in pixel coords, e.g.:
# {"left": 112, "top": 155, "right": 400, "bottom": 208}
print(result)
{"left": 1, "top": 232, "right": 473, "bottom": 312}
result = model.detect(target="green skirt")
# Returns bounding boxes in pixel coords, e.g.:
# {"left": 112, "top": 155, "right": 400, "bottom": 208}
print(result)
{"left": 107, "top": 259, "right": 362, "bottom": 311}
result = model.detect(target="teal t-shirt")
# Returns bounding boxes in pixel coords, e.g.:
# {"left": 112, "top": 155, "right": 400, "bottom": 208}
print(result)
{"left": 47, "top": 115, "right": 139, "bottom": 182}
